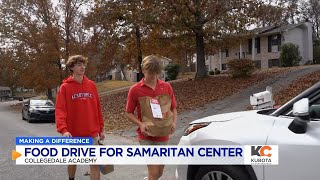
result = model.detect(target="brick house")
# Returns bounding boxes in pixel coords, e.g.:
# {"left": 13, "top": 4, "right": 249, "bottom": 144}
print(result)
{"left": 206, "top": 21, "right": 316, "bottom": 71}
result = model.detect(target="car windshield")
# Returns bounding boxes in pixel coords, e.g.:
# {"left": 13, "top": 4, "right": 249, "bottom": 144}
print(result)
{"left": 30, "top": 100, "right": 54, "bottom": 107}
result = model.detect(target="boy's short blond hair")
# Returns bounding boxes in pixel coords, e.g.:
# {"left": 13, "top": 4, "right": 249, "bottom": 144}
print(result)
{"left": 66, "top": 55, "right": 88, "bottom": 71}
{"left": 142, "top": 55, "right": 163, "bottom": 75}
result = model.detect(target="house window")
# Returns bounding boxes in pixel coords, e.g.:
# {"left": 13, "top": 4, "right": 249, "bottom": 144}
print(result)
{"left": 271, "top": 36, "right": 278, "bottom": 45}
{"left": 223, "top": 49, "right": 229, "bottom": 58}
{"left": 255, "top": 38, "right": 261, "bottom": 54}
{"left": 248, "top": 39, "right": 252, "bottom": 54}
{"left": 248, "top": 38, "right": 260, "bottom": 54}
{"left": 268, "top": 34, "right": 281, "bottom": 52}
{"left": 268, "top": 59, "right": 280, "bottom": 68}
{"left": 222, "top": 64, "right": 227, "bottom": 70}
{"left": 254, "top": 60, "right": 261, "bottom": 68}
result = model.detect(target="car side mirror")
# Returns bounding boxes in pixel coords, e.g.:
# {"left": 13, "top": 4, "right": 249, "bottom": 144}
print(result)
{"left": 293, "top": 98, "right": 309, "bottom": 117}
{"left": 289, "top": 98, "right": 310, "bottom": 134}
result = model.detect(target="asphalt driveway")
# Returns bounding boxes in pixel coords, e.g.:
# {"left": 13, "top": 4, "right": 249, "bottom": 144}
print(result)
{"left": 1, "top": 65, "right": 320, "bottom": 180}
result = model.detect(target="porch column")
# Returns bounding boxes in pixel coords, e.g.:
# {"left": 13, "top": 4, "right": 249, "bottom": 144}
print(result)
{"left": 219, "top": 49, "right": 222, "bottom": 71}
{"left": 252, "top": 37, "right": 255, "bottom": 61}
{"left": 208, "top": 55, "right": 212, "bottom": 71}
{"left": 240, "top": 43, "right": 243, "bottom": 59}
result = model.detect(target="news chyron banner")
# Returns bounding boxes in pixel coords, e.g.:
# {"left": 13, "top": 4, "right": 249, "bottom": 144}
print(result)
{"left": 13, "top": 137, "right": 278, "bottom": 165}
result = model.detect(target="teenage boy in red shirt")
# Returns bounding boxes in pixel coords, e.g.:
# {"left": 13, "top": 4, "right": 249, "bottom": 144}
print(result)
{"left": 126, "top": 55, "right": 177, "bottom": 180}
{"left": 55, "top": 55, "right": 105, "bottom": 180}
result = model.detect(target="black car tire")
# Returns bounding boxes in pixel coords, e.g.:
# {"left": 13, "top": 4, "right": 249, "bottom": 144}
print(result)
{"left": 194, "top": 165, "right": 250, "bottom": 180}
{"left": 26, "top": 115, "right": 32, "bottom": 123}
{"left": 27, "top": 118, "right": 33, "bottom": 123}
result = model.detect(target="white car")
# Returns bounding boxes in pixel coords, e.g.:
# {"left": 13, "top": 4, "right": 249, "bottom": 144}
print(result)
{"left": 176, "top": 82, "right": 320, "bottom": 180}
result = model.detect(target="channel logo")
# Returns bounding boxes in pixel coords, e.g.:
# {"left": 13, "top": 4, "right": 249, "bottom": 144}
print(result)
{"left": 244, "top": 145, "right": 278, "bottom": 165}
{"left": 251, "top": 145, "right": 272, "bottom": 157}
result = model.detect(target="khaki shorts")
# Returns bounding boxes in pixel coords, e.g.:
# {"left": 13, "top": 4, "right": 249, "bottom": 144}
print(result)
{"left": 139, "top": 140, "right": 168, "bottom": 145}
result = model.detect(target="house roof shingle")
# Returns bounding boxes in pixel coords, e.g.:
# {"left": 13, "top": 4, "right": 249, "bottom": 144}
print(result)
{"left": 254, "top": 22, "right": 307, "bottom": 35}
{"left": 0, "top": 86, "right": 11, "bottom": 91}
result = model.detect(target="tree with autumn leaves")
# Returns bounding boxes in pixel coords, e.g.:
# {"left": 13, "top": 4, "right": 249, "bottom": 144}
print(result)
{"left": 0, "top": 0, "right": 92, "bottom": 99}
{"left": 0, "top": 0, "right": 62, "bottom": 99}
{"left": 1, "top": 0, "right": 318, "bottom": 97}
{"left": 85, "top": 0, "right": 264, "bottom": 79}
{"left": 85, "top": 0, "right": 165, "bottom": 81}
{"left": 156, "top": 0, "right": 266, "bottom": 78}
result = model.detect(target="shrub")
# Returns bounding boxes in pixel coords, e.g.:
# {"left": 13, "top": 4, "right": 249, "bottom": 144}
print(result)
{"left": 228, "top": 59, "right": 255, "bottom": 78}
{"left": 165, "top": 64, "right": 180, "bottom": 81}
{"left": 214, "top": 68, "right": 221, "bottom": 75}
{"left": 280, "top": 43, "right": 302, "bottom": 67}
{"left": 314, "top": 41, "right": 320, "bottom": 64}
{"left": 209, "top": 70, "right": 214, "bottom": 75}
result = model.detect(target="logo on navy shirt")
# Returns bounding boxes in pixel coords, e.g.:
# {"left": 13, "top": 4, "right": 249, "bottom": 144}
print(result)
{"left": 71, "top": 92, "right": 93, "bottom": 100}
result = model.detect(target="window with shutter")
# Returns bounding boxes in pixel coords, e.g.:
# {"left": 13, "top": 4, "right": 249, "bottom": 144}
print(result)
{"left": 277, "top": 34, "right": 282, "bottom": 51}
{"left": 269, "top": 34, "right": 281, "bottom": 52}
{"left": 268, "top": 59, "right": 273, "bottom": 67}
{"left": 255, "top": 38, "right": 261, "bottom": 54}
{"left": 255, "top": 60, "right": 261, "bottom": 68}
{"left": 268, "top": 59, "right": 280, "bottom": 68}
{"left": 268, "top": 36, "right": 272, "bottom": 52}
{"left": 248, "top": 39, "right": 252, "bottom": 54}
{"left": 222, "top": 64, "right": 227, "bottom": 70}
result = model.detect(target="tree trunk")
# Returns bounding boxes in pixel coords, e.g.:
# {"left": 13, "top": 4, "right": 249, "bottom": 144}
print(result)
{"left": 184, "top": 51, "right": 188, "bottom": 72}
{"left": 316, "top": 16, "right": 320, "bottom": 38}
{"left": 47, "top": 88, "right": 53, "bottom": 100}
{"left": 64, "top": 0, "right": 71, "bottom": 78}
{"left": 135, "top": 25, "right": 144, "bottom": 81}
{"left": 58, "top": 61, "right": 64, "bottom": 84}
{"left": 195, "top": 33, "right": 207, "bottom": 79}
{"left": 64, "top": 27, "right": 70, "bottom": 78}
{"left": 120, "top": 64, "right": 127, "bottom": 81}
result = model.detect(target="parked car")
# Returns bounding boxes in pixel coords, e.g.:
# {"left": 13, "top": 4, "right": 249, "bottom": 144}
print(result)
{"left": 0, "top": 86, "right": 12, "bottom": 101}
{"left": 21, "top": 99, "right": 55, "bottom": 123}
{"left": 176, "top": 81, "right": 320, "bottom": 180}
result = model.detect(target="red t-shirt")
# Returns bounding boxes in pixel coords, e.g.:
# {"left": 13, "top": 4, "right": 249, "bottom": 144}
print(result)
{"left": 126, "top": 78, "right": 177, "bottom": 142}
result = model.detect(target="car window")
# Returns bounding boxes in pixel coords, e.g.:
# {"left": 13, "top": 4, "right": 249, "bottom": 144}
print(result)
{"left": 30, "top": 100, "right": 54, "bottom": 106}
{"left": 309, "top": 95, "right": 320, "bottom": 120}
{"left": 311, "top": 96, "right": 320, "bottom": 104}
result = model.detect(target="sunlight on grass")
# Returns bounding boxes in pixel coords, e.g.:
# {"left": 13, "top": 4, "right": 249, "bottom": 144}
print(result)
{"left": 177, "top": 72, "right": 196, "bottom": 79}
{"left": 96, "top": 80, "right": 136, "bottom": 93}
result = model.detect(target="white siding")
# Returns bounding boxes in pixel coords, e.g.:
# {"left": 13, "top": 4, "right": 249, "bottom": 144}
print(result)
{"left": 306, "top": 22, "right": 313, "bottom": 62}
{"left": 283, "top": 27, "right": 305, "bottom": 64}
{"left": 206, "top": 22, "right": 313, "bottom": 70}
{"left": 283, "top": 22, "right": 313, "bottom": 64}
